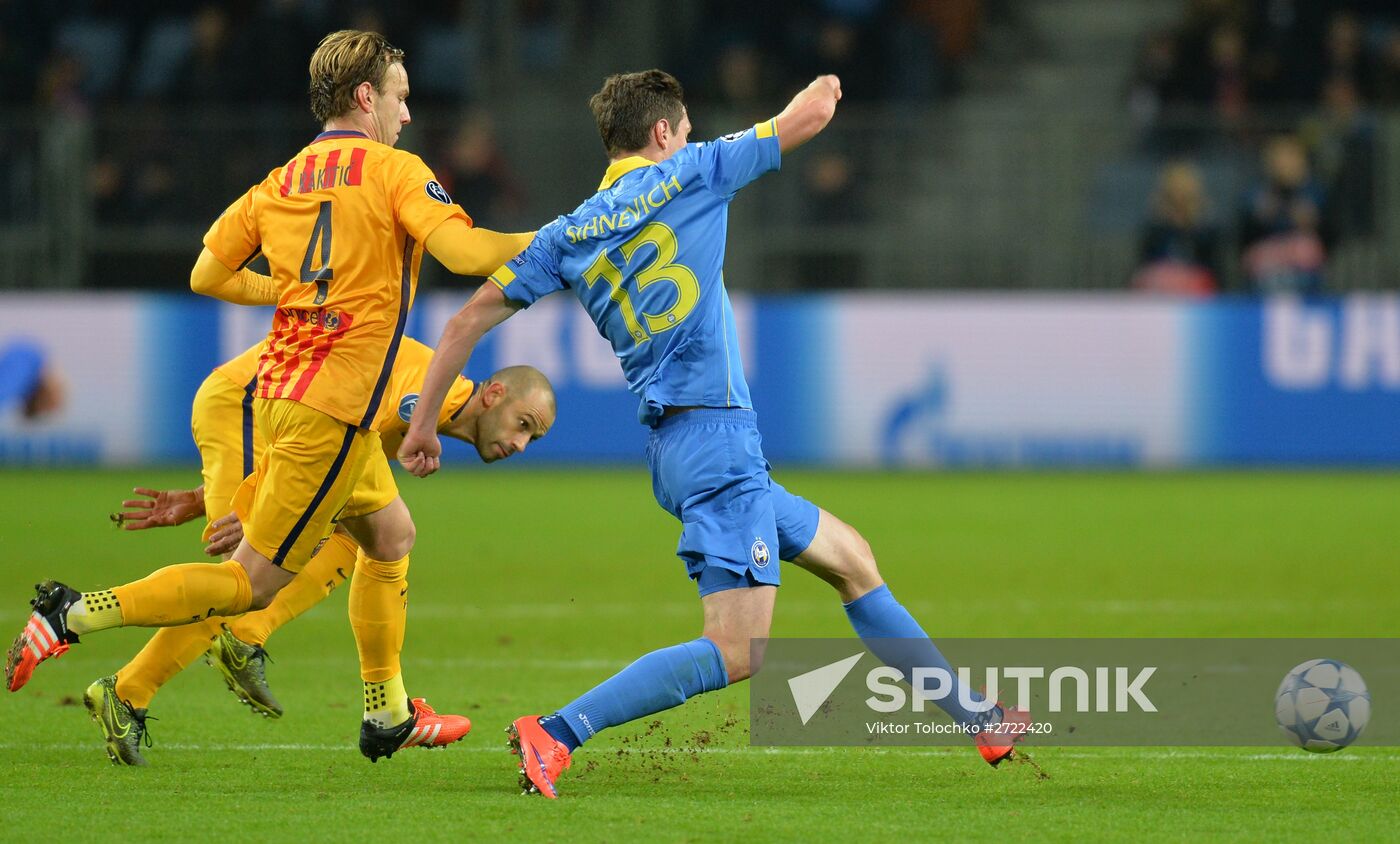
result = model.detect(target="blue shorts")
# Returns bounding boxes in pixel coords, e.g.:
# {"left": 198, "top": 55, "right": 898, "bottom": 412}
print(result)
{"left": 646, "top": 408, "right": 820, "bottom": 597}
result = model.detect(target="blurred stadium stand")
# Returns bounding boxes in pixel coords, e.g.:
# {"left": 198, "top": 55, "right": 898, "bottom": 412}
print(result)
{"left": 0, "top": 0, "right": 1397, "bottom": 292}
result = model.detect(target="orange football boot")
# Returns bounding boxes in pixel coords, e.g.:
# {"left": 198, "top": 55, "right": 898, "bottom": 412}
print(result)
{"left": 507, "top": 715, "right": 573, "bottom": 798}
{"left": 974, "top": 703, "right": 1033, "bottom": 766}
{"left": 6, "top": 580, "right": 82, "bottom": 692}
{"left": 359, "top": 697, "right": 471, "bottom": 762}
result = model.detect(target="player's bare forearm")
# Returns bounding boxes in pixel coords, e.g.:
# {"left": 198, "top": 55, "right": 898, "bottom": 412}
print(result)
{"left": 400, "top": 282, "right": 519, "bottom": 476}
{"left": 415, "top": 284, "right": 518, "bottom": 423}
{"left": 774, "top": 75, "right": 842, "bottom": 153}
{"left": 189, "top": 248, "right": 279, "bottom": 305}
{"left": 425, "top": 219, "right": 535, "bottom": 277}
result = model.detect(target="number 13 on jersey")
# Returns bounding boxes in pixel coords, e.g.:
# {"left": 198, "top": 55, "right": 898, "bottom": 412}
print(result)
{"left": 582, "top": 222, "right": 699, "bottom": 345}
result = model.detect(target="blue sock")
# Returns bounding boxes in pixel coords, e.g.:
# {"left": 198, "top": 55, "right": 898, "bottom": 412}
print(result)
{"left": 843, "top": 584, "right": 992, "bottom": 728}
{"left": 539, "top": 637, "right": 729, "bottom": 752}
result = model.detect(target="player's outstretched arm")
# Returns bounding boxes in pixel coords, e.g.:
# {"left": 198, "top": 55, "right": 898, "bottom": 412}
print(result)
{"left": 424, "top": 219, "right": 535, "bottom": 277}
{"left": 398, "top": 281, "right": 521, "bottom": 477}
{"left": 189, "top": 248, "right": 280, "bottom": 305}
{"left": 111, "top": 485, "right": 205, "bottom": 530}
{"left": 774, "top": 75, "right": 842, "bottom": 154}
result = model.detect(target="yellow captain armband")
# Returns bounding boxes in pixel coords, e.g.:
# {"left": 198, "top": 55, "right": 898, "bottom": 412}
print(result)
{"left": 755, "top": 119, "right": 777, "bottom": 139}
{"left": 489, "top": 265, "right": 516, "bottom": 290}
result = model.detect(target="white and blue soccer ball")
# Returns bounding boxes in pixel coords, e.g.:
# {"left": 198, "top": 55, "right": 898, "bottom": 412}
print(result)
{"left": 1274, "top": 659, "right": 1370, "bottom": 753}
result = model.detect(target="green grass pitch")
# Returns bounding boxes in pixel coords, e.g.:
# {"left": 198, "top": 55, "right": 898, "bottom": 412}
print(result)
{"left": 0, "top": 468, "right": 1396, "bottom": 841}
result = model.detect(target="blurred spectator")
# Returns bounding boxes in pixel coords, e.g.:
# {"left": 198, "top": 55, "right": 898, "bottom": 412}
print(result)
{"left": 37, "top": 52, "right": 87, "bottom": 114}
{"left": 171, "top": 6, "right": 242, "bottom": 104}
{"left": 714, "top": 43, "right": 768, "bottom": 115}
{"left": 900, "top": 0, "right": 983, "bottom": 98}
{"left": 780, "top": 10, "right": 884, "bottom": 99}
{"left": 1243, "top": 0, "right": 1330, "bottom": 105}
{"left": 1238, "top": 136, "right": 1330, "bottom": 294}
{"left": 1170, "top": 0, "right": 1246, "bottom": 99}
{"left": 1128, "top": 31, "right": 1184, "bottom": 128}
{"left": 126, "top": 159, "right": 183, "bottom": 224}
{"left": 1373, "top": 31, "right": 1400, "bottom": 106}
{"left": 90, "top": 156, "right": 125, "bottom": 224}
{"left": 518, "top": 0, "right": 566, "bottom": 72}
{"left": 1299, "top": 76, "right": 1376, "bottom": 239}
{"left": 1132, "top": 162, "right": 1223, "bottom": 296}
{"left": 0, "top": 7, "right": 41, "bottom": 106}
{"left": 911, "top": 0, "right": 981, "bottom": 66}
{"left": 803, "top": 151, "right": 864, "bottom": 225}
{"left": 793, "top": 150, "right": 865, "bottom": 289}
{"left": 1194, "top": 24, "right": 1249, "bottom": 124}
{"left": 439, "top": 112, "right": 525, "bottom": 226}
{"left": 812, "top": 19, "right": 878, "bottom": 95}
{"left": 243, "top": 0, "right": 321, "bottom": 104}
{"left": 1320, "top": 12, "right": 1376, "bottom": 102}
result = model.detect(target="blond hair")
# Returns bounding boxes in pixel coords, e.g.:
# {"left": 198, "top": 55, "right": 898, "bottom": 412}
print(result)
{"left": 308, "top": 30, "right": 405, "bottom": 123}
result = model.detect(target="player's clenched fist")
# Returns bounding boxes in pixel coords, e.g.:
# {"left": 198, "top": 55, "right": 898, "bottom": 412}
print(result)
{"left": 397, "top": 429, "right": 442, "bottom": 478}
{"left": 814, "top": 74, "right": 842, "bottom": 100}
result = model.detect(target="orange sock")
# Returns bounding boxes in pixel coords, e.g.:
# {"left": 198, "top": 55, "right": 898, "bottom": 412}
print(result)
{"left": 114, "top": 618, "right": 224, "bottom": 709}
{"left": 229, "top": 532, "right": 357, "bottom": 646}
{"left": 347, "top": 551, "right": 409, "bottom": 684}
{"left": 110, "top": 560, "right": 253, "bottom": 627}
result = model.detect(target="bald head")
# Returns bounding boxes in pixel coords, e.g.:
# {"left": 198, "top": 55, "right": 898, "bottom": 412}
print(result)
{"left": 452, "top": 364, "right": 556, "bottom": 462}
{"left": 488, "top": 365, "right": 556, "bottom": 416}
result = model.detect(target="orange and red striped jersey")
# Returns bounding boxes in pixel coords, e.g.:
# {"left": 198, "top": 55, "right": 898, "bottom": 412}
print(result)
{"left": 203, "top": 130, "right": 471, "bottom": 427}
{"left": 213, "top": 336, "right": 474, "bottom": 454}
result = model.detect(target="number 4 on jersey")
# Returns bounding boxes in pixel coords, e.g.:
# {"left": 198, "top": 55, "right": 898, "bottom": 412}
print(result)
{"left": 300, "top": 200, "right": 334, "bottom": 305}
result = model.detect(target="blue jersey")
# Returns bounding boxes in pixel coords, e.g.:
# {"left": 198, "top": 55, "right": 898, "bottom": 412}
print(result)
{"left": 490, "top": 119, "right": 781, "bottom": 425}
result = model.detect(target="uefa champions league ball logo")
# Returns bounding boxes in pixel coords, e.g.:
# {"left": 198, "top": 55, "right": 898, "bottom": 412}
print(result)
{"left": 398, "top": 393, "right": 419, "bottom": 424}
{"left": 1275, "top": 659, "right": 1371, "bottom": 752}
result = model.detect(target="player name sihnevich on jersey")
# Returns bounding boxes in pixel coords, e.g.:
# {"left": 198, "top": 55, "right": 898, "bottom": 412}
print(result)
{"left": 564, "top": 174, "right": 684, "bottom": 243}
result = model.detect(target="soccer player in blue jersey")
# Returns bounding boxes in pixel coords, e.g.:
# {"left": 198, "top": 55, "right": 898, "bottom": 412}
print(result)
{"left": 399, "top": 70, "right": 1028, "bottom": 798}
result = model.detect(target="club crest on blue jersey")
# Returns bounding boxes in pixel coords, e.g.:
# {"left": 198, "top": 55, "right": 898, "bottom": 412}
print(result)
{"left": 398, "top": 393, "right": 419, "bottom": 423}
{"left": 425, "top": 180, "right": 452, "bottom": 204}
{"left": 751, "top": 539, "right": 771, "bottom": 567}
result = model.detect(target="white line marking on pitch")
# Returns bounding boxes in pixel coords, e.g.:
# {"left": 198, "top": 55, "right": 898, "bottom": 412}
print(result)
{"left": 0, "top": 744, "right": 1388, "bottom": 761}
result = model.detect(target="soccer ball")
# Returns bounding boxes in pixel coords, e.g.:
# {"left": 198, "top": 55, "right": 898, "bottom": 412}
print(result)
{"left": 1274, "top": 659, "right": 1370, "bottom": 753}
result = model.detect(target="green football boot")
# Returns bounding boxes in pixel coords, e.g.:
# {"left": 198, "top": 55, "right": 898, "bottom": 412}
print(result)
{"left": 83, "top": 675, "right": 152, "bottom": 767}
{"left": 206, "top": 625, "right": 282, "bottom": 718}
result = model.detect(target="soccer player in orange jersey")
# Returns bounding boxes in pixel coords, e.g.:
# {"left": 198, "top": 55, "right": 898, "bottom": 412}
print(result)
{"left": 5, "top": 31, "right": 537, "bottom": 762}
{"left": 85, "top": 338, "right": 553, "bottom": 765}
